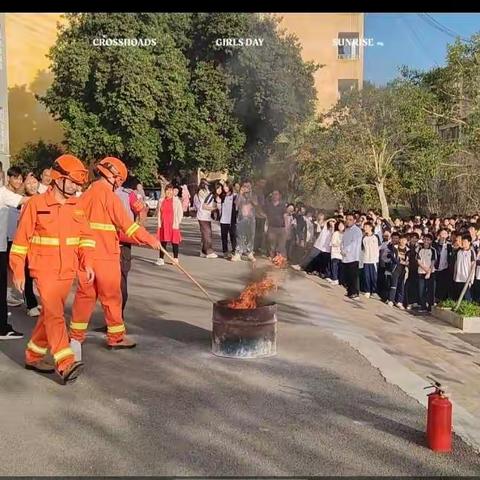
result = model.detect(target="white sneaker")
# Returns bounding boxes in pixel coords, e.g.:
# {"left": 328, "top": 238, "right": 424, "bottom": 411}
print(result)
{"left": 387, "top": 301, "right": 394, "bottom": 307}
{"left": 231, "top": 253, "right": 242, "bottom": 262}
{"left": 200, "top": 252, "right": 207, "bottom": 258}
{"left": 206, "top": 253, "right": 218, "bottom": 259}
{"left": 247, "top": 252, "right": 256, "bottom": 262}
{"left": 364, "top": 292, "right": 371, "bottom": 298}
{"left": 326, "top": 278, "right": 333, "bottom": 283}
{"left": 331, "top": 280, "right": 339, "bottom": 285}
{"left": 396, "top": 303, "right": 405, "bottom": 310}
{"left": 291, "top": 265, "right": 302, "bottom": 271}
{"left": 155, "top": 258, "right": 165, "bottom": 266}
{"left": 27, "top": 306, "right": 42, "bottom": 317}
{"left": 70, "top": 339, "right": 82, "bottom": 362}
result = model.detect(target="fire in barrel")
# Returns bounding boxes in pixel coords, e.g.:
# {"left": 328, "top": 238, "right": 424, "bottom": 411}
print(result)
{"left": 212, "top": 256, "right": 286, "bottom": 358}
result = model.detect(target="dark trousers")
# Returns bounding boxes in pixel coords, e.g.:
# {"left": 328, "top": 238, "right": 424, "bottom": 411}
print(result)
{"left": 418, "top": 274, "right": 435, "bottom": 310}
{"left": 435, "top": 269, "right": 450, "bottom": 302}
{"left": 7, "top": 241, "right": 37, "bottom": 310}
{"left": 406, "top": 271, "right": 419, "bottom": 305}
{"left": 120, "top": 244, "right": 132, "bottom": 313}
{"left": 343, "top": 261, "right": 360, "bottom": 297}
{"left": 319, "top": 252, "right": 331, "bottom": 278}
{"left": 220, "top": 223, "right": 237, "bottom": 254}
{"left": 267, "top": 227, "right": 287, "bottom": 258}
{"left": 0, "top": 251, "right": 9, "bottom": 335}
{"left": 377, "top": 266, "right": 385, "bottom": 300}
{"left": 454, "top": 282, "right": 472, "bottom": 302}
{"left": 24, "top": 264, "right": 38, "bottom": 309}
{"left": 254, "top": 217, "right": 266, "bottom": 253}
{"left": 389, "top": 266, "right": 406, "bottom": 304}
{"left": 160, "top": 242, "right": 179, "bottom": 259}
{"left": 331, "top": 258, "right": 341, "bottom": 282}
{"left": 198, "top": 220, "right": 213, "bottom": 255}
{"left": 473, "top": 280, "right": 480, "bottom": 303}
{"left": 363, "top": 263, "right": 377, "bottom": 294}
{"left": 300, "top": 247, "right": 321, "bottom": 272}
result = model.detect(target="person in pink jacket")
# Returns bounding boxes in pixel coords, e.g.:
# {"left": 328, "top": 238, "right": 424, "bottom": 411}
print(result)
{"left": 155, "top": 184, "right": 184, "bottom": 266}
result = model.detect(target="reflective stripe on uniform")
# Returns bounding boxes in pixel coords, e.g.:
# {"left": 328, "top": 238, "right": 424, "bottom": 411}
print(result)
{"left": 70, "top": 322, "right": 89, "bottom": 330}
{"left": 66, "top": 237, "right": 80, "bottom": 246}
{"left": 27, "top": 340, "right": 48, "bottom": 356}
{"left": 107, "top": 324, "right": 126, "bottom": 334}
{"left": 11, "top": 244, "right": 28, "bottom": 255}
{"left": 31, "top": 236, "right": 60, "bottom": 246}
{"left": 125, "top": 223, "right": 140, "bottom": 237}
{"left": 53, "top": 347, "right": 74, "bottom": 363}
{"left": 90, "top": 222, "right": 116, "bottom": 232}
{"left": 79, "top": 239, "right": 96, "bottom": 248}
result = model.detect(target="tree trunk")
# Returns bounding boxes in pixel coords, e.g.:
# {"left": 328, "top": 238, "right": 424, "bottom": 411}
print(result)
{"left": 375, "top": 179, "right": 390, "bottom": 220}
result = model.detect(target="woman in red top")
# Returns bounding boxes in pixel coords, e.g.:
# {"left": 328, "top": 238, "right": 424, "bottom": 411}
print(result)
{"left": 156, "top": 184, "right": 184, "bottom": 266}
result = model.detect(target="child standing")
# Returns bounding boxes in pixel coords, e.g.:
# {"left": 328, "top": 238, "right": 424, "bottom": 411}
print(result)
{"left": 453, "top": 234, "right": 476, "bottom": 302}
{"left": 330, "top": 220, "right": 345, "bottom": 286}
{"left": 362, "top": 222, "right": 380, "bottom": 298}
{"left": 388, "top": 234, "right": 409, "bottom": 309}
{"left": 417, "top": 234, "right": 438, "bottom": 313}
{"left": 156, "top": 184, "right": 183, "bottom": 266}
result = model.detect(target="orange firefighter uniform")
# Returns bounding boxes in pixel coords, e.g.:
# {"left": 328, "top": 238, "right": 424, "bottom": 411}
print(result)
{"left": 9, "top": 155, "right": 94, "bottom": 378}
{"left": 70, "top": 157, "right": 159, "bottom": 347}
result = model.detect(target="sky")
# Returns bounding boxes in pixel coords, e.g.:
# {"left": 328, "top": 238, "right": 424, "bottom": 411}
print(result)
{"left": 364, "top": 13, "right": 480, "bottom": 85}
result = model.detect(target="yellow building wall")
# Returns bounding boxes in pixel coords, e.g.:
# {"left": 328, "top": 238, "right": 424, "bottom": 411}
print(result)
{"left": 279, "top": 13, "right": 364, "bottom": 113}
{"left": 5, "top": 13, "right": 65, "bottom": 156}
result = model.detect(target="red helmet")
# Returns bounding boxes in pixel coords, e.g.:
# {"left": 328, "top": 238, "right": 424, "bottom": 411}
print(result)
{"left": 51, "top": 154, "right": 89, "bottom": 185}
{"left": 96, "top": 157, "right": 128, "bottom": 185}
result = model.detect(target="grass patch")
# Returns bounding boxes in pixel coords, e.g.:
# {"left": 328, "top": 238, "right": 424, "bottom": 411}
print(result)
{"left": 438, "top": 299, "right": 480, "bottom": 317}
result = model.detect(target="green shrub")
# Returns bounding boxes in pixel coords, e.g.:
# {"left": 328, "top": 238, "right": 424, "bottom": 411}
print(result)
{"left": 438, "top": 299, "right": 480, "bottom": 317}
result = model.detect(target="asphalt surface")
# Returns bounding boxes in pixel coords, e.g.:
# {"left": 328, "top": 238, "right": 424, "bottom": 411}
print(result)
{"left": 0, "top": 218, "right": 479, "bottom": 476}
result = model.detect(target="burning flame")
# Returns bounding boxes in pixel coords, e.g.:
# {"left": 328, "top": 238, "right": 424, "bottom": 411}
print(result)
{"left": 272, "top": 255, "right": 287, "bottom": 269}
{"left": 228, "top": 277, "right": 277, "bottom": 309}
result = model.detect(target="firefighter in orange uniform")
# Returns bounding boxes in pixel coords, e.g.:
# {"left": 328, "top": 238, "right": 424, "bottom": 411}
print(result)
{"left": 71, "top": 157, "right": 160, "bottom": 349}
{"left": 9, "top": 155, "right": 95, "bottom": 384}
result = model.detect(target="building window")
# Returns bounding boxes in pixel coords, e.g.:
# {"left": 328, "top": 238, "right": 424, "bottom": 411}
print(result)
{"left": 337, "top": 32, "right": 360, "bottom": 60}
{"left": 338, "top": 79, "right": 358, "bottom": 98}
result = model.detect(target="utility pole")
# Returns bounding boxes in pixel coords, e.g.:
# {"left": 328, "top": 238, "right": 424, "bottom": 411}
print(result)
{"left": 0, "top": 13, "right": 10, "bottom": 174}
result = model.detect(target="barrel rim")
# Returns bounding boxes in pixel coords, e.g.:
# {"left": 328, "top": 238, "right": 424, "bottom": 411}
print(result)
{"left": 215, "top": 299, "right": 277, "bottom": 311}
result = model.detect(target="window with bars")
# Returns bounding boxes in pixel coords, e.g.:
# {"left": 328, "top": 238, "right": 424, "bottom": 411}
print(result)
{"left": 337, "top": 32, "right": 360, "bottom": 60}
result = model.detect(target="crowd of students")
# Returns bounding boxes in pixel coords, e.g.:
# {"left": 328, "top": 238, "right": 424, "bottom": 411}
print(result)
{"left": 291, "top": 209, "right": 480, "bottom": 312}
{"left": 190, "top": 177, "right": 480, "bottom": 312}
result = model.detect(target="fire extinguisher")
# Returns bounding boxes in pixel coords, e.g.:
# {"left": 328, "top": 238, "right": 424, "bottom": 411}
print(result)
{"left": 424, "top": 377, "right": 452, "bottom": 453}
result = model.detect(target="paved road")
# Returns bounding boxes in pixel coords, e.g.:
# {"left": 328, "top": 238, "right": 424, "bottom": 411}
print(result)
{"left": 1, "top": 218, "right": 479, "bottom": 476}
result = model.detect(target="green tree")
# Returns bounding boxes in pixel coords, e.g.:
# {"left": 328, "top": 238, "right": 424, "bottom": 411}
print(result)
{"left": 41, "top": 13, "right": 245, "bottom": 185}
{"left": 300, "top": 83, "right": 449, "bottom": 218}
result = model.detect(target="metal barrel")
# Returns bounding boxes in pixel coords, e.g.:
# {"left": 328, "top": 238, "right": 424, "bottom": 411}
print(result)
{"left": 211, "top": 301, "right": 277, "bottom": 358}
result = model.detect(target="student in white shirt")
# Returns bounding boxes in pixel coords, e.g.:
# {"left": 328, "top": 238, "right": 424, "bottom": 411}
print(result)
{"left": 453, "top": 234, "right": 476, "bottom": 302}
{"left": 473, "top": 249, "right": 480, "bottom": 303}
{"left": 193, "top": 179, "right": 218, "bottom": 259}
{"left": 417, "top": 234, "right": 438, "bottom": 313}
{"left": 362, "top": 222, "right": 381, "bottom": 298}
{"left": 0, "top": 184, "right": 29, "bottom": 339}
{"left": 318, "top": 218, "right": 335, "bottom": 279}
{"left": 329, "top": 220, "right": 345, "bottom": 286}
{"left": 341, "top": 213, "right": 363, "bottom": 299}
{"left": 218, "top": 181, "right": 237, "bottom": 259}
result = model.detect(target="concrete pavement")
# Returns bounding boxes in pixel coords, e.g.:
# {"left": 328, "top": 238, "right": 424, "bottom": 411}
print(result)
{"left": 0, "top": 218, "right": 479, "bottom": 476}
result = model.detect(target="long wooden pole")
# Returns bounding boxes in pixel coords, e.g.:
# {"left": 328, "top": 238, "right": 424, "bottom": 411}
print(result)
{"left": 158, "top": 243, "right": 216, "bottom": 304}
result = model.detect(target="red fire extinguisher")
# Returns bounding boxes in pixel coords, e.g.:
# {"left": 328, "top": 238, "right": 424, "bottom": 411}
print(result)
{"left": 424, "top": 377, "right": 452, "bottom": 453}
